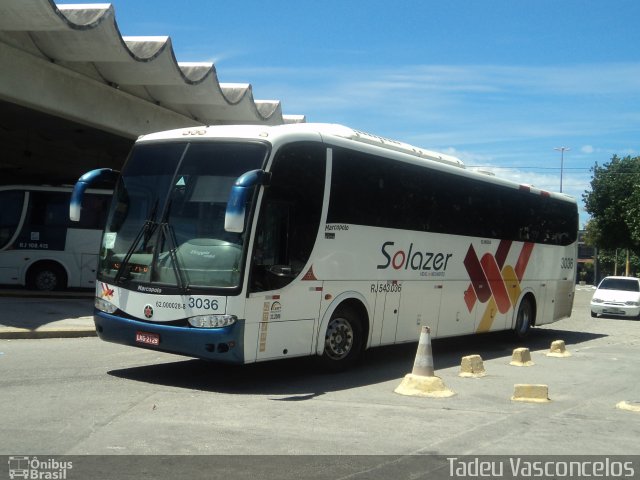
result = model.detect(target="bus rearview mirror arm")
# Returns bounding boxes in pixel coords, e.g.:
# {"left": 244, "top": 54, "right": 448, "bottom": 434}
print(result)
{"left": 69, "top": 168, "right": 119, "bottom": 222}
{"left": 224, "top": 169, "right": 271, "bottom": 233}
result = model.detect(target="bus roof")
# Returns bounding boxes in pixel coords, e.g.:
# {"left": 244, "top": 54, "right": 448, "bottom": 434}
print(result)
{"left": 138, "top": 123, "right": 465, "bottom": 168}
{"left": 136, "top": 123, "right": 576, "bottom": 204}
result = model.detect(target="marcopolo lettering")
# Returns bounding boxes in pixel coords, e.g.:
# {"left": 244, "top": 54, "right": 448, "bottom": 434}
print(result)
{"left": 377, "top": 241, "right": 453, "bottom": 271}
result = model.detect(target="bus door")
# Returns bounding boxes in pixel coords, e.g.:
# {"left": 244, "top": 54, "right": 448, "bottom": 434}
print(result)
{"left": 394, "top": 281, "right": 443, "bottom": 343}
{"left": 0, "top": 189, "right": 26, "bottom": 283}
{"left": 538, "top": 280, "right": 555, "bottom": 324}
{"left": 434, "top": 282, "right": 477, "bottom": 337}
{"left": 245, "top": 142, "right": 327, "bottom": 361}
{"left": 245, "top": 199, "right": 323, "bottom": 361}
{"left": 371, "top": 282, "right": 401, "bottom": 345}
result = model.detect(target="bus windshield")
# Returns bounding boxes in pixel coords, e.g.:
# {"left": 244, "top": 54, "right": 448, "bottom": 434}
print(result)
{"left": 98, "top": 141, "right": 268, "bottom": 291}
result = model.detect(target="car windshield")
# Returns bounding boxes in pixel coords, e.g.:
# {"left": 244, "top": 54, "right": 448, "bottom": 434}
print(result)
{"left": 97, "top": 140, "right": 268, "bottom": 291}
{"left": 598, "top": 278, "right": 640, "bottom": 292}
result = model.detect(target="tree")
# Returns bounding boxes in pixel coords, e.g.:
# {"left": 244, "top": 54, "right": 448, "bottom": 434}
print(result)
{"left": 583, "top": 155, "right": 640, "bottom": 255}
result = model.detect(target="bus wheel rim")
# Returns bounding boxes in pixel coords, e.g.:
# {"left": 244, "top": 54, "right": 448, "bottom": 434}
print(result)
{"left": 325, "top": 317, "right": 354, "bottom": 360}
{"left": 37, "top": 271, "right": 56, "bottom": 290}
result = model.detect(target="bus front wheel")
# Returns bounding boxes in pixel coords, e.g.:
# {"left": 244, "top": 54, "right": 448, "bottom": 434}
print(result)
{"left": 513, "top": 297, "right": 534, "bottom": 339}
{"left": 319, "top": 307, "right": 364, "bottom": 372}
{"left": 27, "top": 262, "right": 67, "bottom": 291}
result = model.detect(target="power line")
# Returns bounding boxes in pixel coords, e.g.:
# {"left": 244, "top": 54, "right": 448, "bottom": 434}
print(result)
{"left": 467, "top": 165, "right": 590, "bottom": 171}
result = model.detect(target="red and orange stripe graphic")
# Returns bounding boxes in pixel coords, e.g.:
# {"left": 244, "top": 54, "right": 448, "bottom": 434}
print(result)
{"left": 464, "top": 240, "right": 534, "bottom": 332}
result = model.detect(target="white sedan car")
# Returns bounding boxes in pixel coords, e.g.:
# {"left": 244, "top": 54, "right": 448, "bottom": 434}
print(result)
{"left": 590, "top": 276, "right": 640, "bottom": 318}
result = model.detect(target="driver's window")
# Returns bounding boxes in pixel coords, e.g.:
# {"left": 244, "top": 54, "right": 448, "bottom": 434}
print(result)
{"left": 250, "top": 143, "right": 326, "bottom": 292}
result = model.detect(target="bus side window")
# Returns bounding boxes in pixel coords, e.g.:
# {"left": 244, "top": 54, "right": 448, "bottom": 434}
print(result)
{"left": 250, "top": 142, "right": 326, "bottom": 292}
{"left": 0, "top": 191, "right": 24, "bottom": 249}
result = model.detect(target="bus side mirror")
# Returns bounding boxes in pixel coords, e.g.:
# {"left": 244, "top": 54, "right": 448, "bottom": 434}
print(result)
{"left": 225, "top": 169, "right": 271, "bottom": 233}
{"left": 70, "top": 168, "right": 119, "bottom": 222}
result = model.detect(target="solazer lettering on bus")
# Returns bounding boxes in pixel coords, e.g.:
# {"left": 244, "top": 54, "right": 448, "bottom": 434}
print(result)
{"left": 376, "top": 241, "right": 453, "bottom": 271}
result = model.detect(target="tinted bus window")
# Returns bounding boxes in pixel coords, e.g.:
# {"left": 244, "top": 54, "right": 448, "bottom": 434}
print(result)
{"left": 328, "top": 147, "right": 577, "bottom": 246}
{"left": 16, "top": 191, "right": 69, "bottom": 251}
{"left": 0, "top": 190, "right": 24, "bottom": 249}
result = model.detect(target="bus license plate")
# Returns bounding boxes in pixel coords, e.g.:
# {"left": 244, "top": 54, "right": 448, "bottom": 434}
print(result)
{"left": 136, "top": 331, "right": 160, "bottom": 346}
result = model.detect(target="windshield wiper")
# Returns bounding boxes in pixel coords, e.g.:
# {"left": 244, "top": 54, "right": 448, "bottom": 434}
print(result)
{"left": 114, "top": 200, "right": 159, "bottom": 284}
{"left": 114, "top": 219, "right": 157, "bottom": 284}
{"left": 159, "top": 222, "right": 190, "bottom": 294}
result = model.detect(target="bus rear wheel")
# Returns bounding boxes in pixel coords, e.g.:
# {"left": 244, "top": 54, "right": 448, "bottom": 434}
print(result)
{"left": 513, "top": 297, "right": 533, "bottom": 339}
{"left": 319, "top": 307, "right": 364, "bottom": 372}
{"left": 27, "top": 262, "right": 67, "bottom": 291}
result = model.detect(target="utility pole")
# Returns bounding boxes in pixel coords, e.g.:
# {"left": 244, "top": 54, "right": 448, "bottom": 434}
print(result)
{"left": 554, "top": 147, "right": 570, "bottom": 193}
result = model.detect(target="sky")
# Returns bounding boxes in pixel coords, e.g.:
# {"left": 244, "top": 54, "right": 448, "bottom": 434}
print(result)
{"left": 109, "top": 0, "right": 640, "bottom": 228}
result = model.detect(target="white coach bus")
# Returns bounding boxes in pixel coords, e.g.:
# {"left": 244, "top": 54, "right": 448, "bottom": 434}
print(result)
{"left": 0, "top": 185, "right": 111, "bottom": 290}
{"left": 70, "top": 124, "right": 578, "bottom": 370}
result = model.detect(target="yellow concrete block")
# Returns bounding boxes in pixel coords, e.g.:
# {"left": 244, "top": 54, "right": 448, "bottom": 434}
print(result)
{"left": 547, "top": 340, "right": 571, "bottom": 358}
{"left": 511, "top": 384, "right": 550, "bottom": 403}
{"left": 547, "top": 339, "right": 571, "bottom": 357}
{"left": 509, "top": 348, "right": 535, "bottom": 367}
{"left": 459, "top": 354, "right": 486, "bottom": 377}
{"left": 616, "top": 401, "right": 640, "bottom": 413}
{"left": 510, "top": 347, "right": 534, "bottom": 366}
{"left": 394, "top": 374, "right": 456, "bottom": 398}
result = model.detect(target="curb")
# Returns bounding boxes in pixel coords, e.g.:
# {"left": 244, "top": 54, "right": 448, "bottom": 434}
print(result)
{"left": 0, "top": 289, "right": 93, "bottom": 299}
{"left": 0, "top": 326, "right": 96, "bottom": 340}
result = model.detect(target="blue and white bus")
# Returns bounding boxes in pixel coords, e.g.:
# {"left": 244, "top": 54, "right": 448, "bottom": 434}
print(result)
{"left": 0, "top": 185, "right": 111, "bottom": 290}
{"left": 71, "top": 124, "right": 578, "bottom": 370}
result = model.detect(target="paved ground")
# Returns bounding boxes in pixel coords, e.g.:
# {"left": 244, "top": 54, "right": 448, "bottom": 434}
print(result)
{"left": 1, "top": 285, "right": 638, "bottom": 478}
{"left": 0, "top": 288, "right": 94, "bottom": 338}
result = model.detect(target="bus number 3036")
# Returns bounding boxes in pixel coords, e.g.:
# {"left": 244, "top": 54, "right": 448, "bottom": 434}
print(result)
{"left": 561, "top": 257, "right": 574, "bottom": 269}
{"left": 188, "top": 298, "right": 219, "bottom": 310}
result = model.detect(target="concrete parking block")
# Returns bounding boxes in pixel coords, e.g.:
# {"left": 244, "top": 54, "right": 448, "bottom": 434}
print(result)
{"left": 510, "top": 347, "right": 534, "bottom": 366}
{"left": 459, "top": 354, "right": 486, "bottom": 377}
{"left": 511, "top": 384, "right": 550, "bottom": 403}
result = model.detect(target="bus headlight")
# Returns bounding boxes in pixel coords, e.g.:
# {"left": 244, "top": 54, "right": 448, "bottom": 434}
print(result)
{"left": 95, "top": 297, "right": 117, "bottom": 313}
{"left": 188, "top": 314, "right": 237, "bottom": 328}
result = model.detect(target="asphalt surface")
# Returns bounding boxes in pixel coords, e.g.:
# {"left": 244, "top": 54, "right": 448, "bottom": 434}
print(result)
{"left": 1, "top": 284, "right": 639, "bottom": 480}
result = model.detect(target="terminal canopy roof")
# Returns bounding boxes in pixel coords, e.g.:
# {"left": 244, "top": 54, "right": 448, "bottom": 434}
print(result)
{"left": 0, "top": 0, "right": 305, "bottom": 183}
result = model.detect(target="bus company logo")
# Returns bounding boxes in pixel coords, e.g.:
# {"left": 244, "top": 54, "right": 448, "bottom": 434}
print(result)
{"left": 143, "top": 304, "right": 154, "bottom": 319}
{"left": 8, "top": 456, "right": 73, "bottom": 479}
{"left": 463, "top": 240, "right": 534, "bottom": 332}
{"left": 376, "top": 241, "right": 453, "bottom": 272}
{"left": 270, "top": 301, "right": 282, "bottom": 321}
{"left": 100, "top": 282, "right": 114, "bottom": 300}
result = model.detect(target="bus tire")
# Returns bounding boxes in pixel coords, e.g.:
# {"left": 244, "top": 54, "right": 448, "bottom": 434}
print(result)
{"left": 513, "top": 297, "right": 534, "bottom": 339}
{"left": 318, "top": 306, "right": 364, "bottom": 372}
{"left": 27, "top": 262, "right": 67, "bottom": 291}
